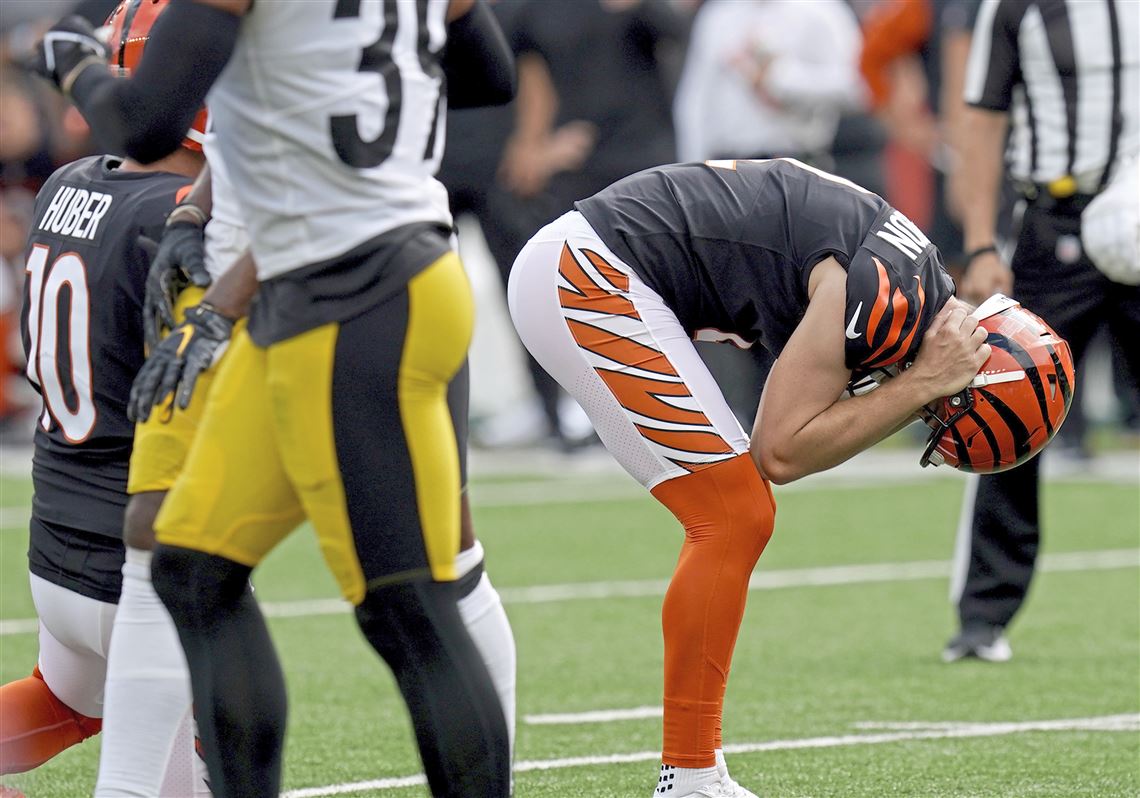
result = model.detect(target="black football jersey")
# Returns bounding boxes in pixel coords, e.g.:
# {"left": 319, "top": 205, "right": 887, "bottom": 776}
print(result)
{"left": 575, "top": 159, "right": 955, "bottom": 370}
{"left": 20, "top": 156, "right": 189, "bottom": 538}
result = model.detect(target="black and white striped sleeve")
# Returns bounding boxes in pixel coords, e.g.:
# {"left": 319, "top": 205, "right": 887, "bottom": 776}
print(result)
{"left": 964, "top": 0, "right": 1025, "bottom": 111}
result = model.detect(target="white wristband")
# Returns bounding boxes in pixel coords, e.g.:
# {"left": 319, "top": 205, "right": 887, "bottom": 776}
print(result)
{"left": 166, "top": 203, "right": 208, "bottom": 227}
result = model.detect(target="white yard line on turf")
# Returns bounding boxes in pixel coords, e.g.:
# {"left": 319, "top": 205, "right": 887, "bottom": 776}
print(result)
{"left": 525, "top": 705, "right": 664, "bottom": 725}
{"left": 1, "top": 450, "right": 1136, "bottom": 525}
{"left": 0, "top": 507, "right": 28, "bottom": 529}
{"left": 0, "top": 548, "right": 1136, "bottom": 637}
{"left": 279, "top": 713, "right": 1140, "bottom": 797}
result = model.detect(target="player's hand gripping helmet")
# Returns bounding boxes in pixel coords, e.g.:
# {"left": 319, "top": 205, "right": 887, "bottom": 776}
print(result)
{"left": 104, "top": 0, "right": 208, "bottom": 152}
{"left": 919, "top": 295, "right": 1075, "bottom": 473}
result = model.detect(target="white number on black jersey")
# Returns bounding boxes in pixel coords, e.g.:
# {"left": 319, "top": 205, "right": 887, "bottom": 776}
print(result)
{"left": 24, "top": 244, "right": 97, "bottom": 442}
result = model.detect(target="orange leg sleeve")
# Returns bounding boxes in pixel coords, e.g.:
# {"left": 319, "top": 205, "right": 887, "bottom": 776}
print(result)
{"left": 651, "top": 453, "right": 775, "bottom": 768}
{"left": 0, "top": 667, "right": 102, "bottom": 775}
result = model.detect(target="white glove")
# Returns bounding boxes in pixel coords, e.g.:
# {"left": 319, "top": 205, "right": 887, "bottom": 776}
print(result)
{"left": 1082, "top": 155, "right": 1140, "bottom": 285}
{"left": 841, "top": 364, "right": 899, "bottom": 400}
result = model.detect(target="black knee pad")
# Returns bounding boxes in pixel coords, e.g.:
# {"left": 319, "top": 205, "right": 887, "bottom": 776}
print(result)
{"left": 152, "top": 544, "right": 252, "bottom": 629}
{"left": 456, "top": 557, "right": 484, "bottom": 600}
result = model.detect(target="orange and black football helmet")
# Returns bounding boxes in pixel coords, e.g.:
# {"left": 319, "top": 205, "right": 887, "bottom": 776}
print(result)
{"left": 104, "top": 0, "right": 208, "bottom": 152}
{"left": 919, "top": 295, "right": 1075, "bottom": 473}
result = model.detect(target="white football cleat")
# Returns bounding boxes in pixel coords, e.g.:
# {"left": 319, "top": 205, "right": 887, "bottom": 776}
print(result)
{"left": 686, "top": 777, "right": 760, "bottom": 798}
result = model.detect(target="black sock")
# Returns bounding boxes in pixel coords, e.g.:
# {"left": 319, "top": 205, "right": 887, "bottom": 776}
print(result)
{"left": 153, "top": 545, "right": 287, "bottom": 798}
{"left": 355, "top": 579, "right": 511, "bottom": 797}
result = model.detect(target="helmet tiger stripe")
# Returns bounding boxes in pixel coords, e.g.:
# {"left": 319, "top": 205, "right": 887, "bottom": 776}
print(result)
{"left": 920, "top": 295, "right": 1075, "bottom": 473}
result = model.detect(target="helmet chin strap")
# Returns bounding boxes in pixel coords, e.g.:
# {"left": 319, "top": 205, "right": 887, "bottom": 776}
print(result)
{"left": 919, "top": 387, "right": 975, "bottom": 468}
{"left": 919, "top": 364, "right": 1027, "bottom": 467}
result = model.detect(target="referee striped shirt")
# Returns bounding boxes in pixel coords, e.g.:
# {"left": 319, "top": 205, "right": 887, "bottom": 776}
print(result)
{"left": 965, "top": 0, "right": 1138, "bottom": 193}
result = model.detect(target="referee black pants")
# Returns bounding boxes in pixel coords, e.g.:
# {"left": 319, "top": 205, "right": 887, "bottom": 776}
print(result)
{"left": 954, "top": 199, "right": 1140, "bottom": 632}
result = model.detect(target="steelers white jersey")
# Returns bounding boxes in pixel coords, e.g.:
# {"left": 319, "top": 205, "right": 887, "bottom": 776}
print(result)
{"left": 201, "top": 129, "right": 250, "bottom": 281}
{"left": 207, "top": 0, "right": 452, "bottom": 280}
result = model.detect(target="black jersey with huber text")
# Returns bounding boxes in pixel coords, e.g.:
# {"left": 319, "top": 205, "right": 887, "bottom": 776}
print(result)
{"left": 575, "top": 159, "right": 955, "bottom": 370}
{"left": 20, "top": 156, "right": 189, "bottom": 538}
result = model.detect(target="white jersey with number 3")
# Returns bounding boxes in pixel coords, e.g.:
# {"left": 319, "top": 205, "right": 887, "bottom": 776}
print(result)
{"left": 207, "top": 0, "right": 451, "bottom": 280}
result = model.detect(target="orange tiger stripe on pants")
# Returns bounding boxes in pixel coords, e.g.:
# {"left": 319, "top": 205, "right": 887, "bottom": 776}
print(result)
{"left": 556, "top": 243, "right": 739, "bottom": 474}
{"left": 510, "top": 212, "right": 774, "bottom": 770}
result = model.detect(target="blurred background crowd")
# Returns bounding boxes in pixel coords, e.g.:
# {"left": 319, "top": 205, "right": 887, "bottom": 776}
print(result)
{"left": 0, "top": 0, "right": 1136, "bottom": 455}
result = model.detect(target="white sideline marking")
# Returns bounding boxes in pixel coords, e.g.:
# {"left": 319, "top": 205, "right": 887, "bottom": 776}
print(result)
{"left": 280, "top": 713, "right": 1140, "bottom": 797}
{"left": 1, "top": 446, "right": 1136, "bottom": 528}
{"left": 1, "top": 548, "right": 1136, "bottom": 637}
{"left": 525, "top": 705, "right": 663, "bottom": 725}
{"left": 0, "top": 507, "right": 28, "bottom": 529}
{"left": 0, "top": 618, "right": 38, "bottom": 635}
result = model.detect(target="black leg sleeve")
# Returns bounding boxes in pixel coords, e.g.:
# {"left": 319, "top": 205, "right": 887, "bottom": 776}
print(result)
{"left": 355, "top": 579, "right": 510, "bottom": 798}
{"left": 152, "top": 545, "right": 287, "bottom": 798}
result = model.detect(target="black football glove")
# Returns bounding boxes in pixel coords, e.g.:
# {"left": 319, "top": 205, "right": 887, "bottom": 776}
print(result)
{"left": 29, "top": 16, "right": 107, "bottom": 94}
{"left": 129, "top": 303, "right": 234, "bottom": 423}
{"left": 143, "top": 212, "right": 211, "bottom": 351}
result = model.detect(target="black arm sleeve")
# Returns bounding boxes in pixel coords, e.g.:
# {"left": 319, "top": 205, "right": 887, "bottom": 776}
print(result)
{"left": 442, "top": 0, "right": 516, "bottom": 110}
{"left": 69, "top": 1, "right": 240, "bottom": 164}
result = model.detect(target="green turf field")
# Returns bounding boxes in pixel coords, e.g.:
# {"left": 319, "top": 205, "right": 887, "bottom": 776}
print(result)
{"left": 1, "top": 464, "right": 1137, "bottom": 797}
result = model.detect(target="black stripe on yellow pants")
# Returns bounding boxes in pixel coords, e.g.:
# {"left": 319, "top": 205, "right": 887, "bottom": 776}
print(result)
{"left": 157, "top": 253, "right": 472, "bottom": 606}
{"left": 273, "top": 251, "right": 474, "bottom": 604}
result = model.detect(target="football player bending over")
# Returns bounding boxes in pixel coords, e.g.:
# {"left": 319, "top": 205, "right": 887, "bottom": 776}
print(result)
{"left": 33, "top": 1, "right": 516, "bottom": 796}
{"left": 0, "top": 4, "right": 209, "bottom": 794}
{"left": 508, "top": 158, "right": 1073, "bottom": 797}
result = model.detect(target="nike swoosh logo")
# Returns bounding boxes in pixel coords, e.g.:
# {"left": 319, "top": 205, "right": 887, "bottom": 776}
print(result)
{"left": 845, "top": 301, "right": 864, "bottom": 340}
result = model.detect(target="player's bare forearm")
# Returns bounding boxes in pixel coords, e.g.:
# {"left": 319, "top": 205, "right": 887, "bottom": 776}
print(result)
{"left": 499, "top": 54, "right": 560, "bottom": 195}
{"left": 181, "top": 162, "right": 213, "bottom": 218}
{"left": 513, "top": 55, "right": 558, "bottom": 147}
{"left": 958, "top": 107, "right": 1013, "bottom": 299}
{"left": 959, "top": 107, "right": 1008, "bottom": 250}
{"left": 751, "top": 264, "right": 986, "bottom": 484}
{"left": 747, "top": 259, "right": 881, "bottom": 483}
{"left": 753, "top": 368, "right": 933, "bottom": 483}
{"left": 202, "top": 249, "right": 258, "bottom": 320}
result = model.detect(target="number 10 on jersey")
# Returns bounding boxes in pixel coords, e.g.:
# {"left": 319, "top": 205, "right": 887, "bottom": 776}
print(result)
{"left": 24, "top": 244, "right": 96, "bottom": 443}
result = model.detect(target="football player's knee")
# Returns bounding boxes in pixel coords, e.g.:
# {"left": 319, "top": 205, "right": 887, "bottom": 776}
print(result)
{"left": 355, "top": 581, "right": 440, "bottom": 664}
{"left": 355, "top": 580, "right": 479, "bottom": 670}
{"left": 0, "top": 668, "right": 101, "bottom": 774}
{"left": 152, "top": 545, "right": 250, "bottom": 628}
{"left": 696, "top": 491, "right": 774, "bottom": 576}
{"left": 678, "top": 486, "right": 774, "bottom": 567}
{"left": 734, "top": 492, "right": 776, "bottom": 570}
{"left": 123, "top": 492, "right": 166, "bottom": 551}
